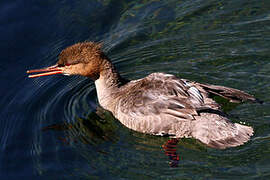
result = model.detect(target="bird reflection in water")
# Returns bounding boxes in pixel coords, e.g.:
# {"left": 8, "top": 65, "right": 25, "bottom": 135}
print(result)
{"left": 42, "top": 107, "right": 183, "bottom": 167}
{"left": 42, "top": 107, "right": 117, "bottom": 148}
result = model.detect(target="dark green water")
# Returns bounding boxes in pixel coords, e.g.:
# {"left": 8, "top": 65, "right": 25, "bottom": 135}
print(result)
{"left": 1, "top": 0, "right": 270, "bottom": 179}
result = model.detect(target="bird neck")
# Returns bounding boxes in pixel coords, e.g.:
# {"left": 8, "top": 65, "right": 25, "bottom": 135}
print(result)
{"left": 94, "top": 59, "right": 126, "bottom": 111}
{"left": 99, "top": 59, "right": 123, "bottom": 87}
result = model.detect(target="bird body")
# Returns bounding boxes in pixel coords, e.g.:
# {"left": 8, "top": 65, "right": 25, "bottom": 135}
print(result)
{"left": 27, "top": 42, "right": 259, "bottom": 149}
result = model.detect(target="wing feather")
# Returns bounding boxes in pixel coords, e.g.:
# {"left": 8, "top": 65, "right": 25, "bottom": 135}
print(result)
{"left": 114, "top": 73, "right": 206, "bottom": 136}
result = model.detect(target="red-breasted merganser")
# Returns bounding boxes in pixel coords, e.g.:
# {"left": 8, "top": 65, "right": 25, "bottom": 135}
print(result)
{"left": 27, "top": 42, "right": 261, "bottom": 149}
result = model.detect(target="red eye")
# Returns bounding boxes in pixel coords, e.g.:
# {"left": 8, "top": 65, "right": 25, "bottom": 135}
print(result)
{"left": 65, "top": 63, "right": 70, "bottom": 66}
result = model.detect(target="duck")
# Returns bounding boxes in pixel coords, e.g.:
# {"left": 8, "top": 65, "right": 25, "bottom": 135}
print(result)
{"left": 27, "top": 42, "right": 261, "bottom": 149}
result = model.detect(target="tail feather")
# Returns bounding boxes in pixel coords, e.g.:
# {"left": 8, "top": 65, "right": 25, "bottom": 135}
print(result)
{"left": 191, "top": 113, "right": 253, "bottom": 149}
{"left": 197, "top": 83, "right": 262, "bottom": 104}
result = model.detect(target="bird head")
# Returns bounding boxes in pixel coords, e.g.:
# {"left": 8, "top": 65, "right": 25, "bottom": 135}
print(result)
{"left": 27, "top": 42, "right": 106, "bottom": 80}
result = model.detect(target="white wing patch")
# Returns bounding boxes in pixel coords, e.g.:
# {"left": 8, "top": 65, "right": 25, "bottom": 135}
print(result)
{"left": 188, "top": 86, "right": 204, "bottom": 104}
{"left": 182, "top": 79, "right": 204, "bottom": 105}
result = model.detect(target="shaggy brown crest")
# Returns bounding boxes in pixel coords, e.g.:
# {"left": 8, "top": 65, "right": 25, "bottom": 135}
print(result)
{"left": 58, "top": 42, "right": 103, "bottom": 65}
